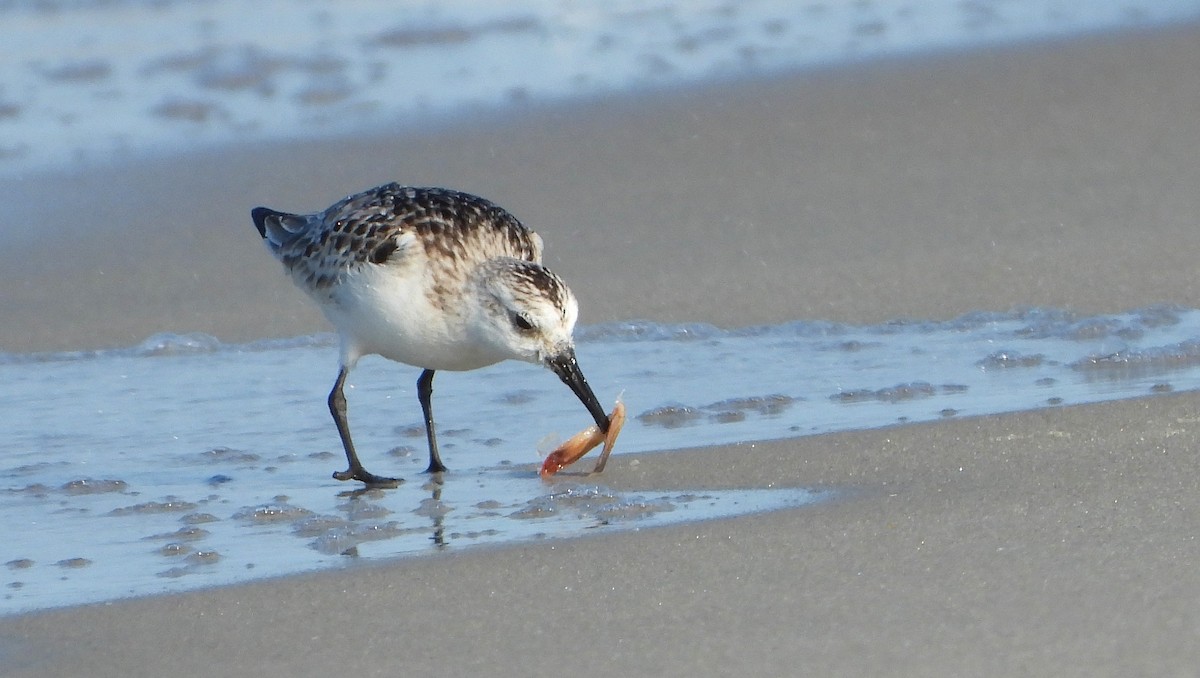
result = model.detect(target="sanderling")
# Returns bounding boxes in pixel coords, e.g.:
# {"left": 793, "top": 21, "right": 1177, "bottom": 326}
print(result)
{"left": 252, "top": 184, "right": 611, "bottom": 486}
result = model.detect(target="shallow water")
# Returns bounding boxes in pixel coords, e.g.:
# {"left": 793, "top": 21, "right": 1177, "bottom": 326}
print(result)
{"left": 1, "top": 0, "right": 1197, "bottom": 180}
{"left": 3, "top": 306, "right": 1200, "bottom": 615}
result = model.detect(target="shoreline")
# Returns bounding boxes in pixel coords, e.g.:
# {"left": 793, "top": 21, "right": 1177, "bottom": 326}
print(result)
{"left": 4, "top": 20, "right": 1200, "bottom": 676}
{"left": 6, "top": 391, "right": 1200, "bottom": 675}
{"left": 6, "top": 3, "right": 1197, "bottom": 182}
{"left": 2, "top": 22, "right": 1199, "bottom": 353}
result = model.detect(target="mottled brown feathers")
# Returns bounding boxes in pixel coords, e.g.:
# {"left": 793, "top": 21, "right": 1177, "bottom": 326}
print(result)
{"left": 504, "top": 260, "right": 570, "bottom": 311}
{"left": 256, "top": 184, "right": 542, "bottom": 292}
{"left": 370, "top": 239, "right": 398, "bottom": 265}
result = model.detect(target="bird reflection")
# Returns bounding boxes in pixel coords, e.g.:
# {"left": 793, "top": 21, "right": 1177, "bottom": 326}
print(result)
{"left": 334, "top": 475, "right": 449, "bottom": 551}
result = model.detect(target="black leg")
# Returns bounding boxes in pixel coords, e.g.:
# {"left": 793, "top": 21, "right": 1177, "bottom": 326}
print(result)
{"left": 328, "top": 366, "right": 401, "bottom": 487}
{"left": 418, "top": 369, "right": 448, "bottom": 473}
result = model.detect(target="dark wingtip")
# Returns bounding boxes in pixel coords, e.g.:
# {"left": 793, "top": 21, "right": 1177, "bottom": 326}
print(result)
{"left": 250, "top": 206, "right": 275, "bottom": 239}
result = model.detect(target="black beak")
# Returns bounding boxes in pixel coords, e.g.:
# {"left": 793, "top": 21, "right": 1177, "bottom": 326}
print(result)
{"left": 547, "top": 348, "right": 610, "bottom": 433}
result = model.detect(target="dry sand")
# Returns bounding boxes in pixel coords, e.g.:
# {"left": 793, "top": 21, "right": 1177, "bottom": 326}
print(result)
{"left": 4, "top": 22, "right": 1200, "bottom": 677}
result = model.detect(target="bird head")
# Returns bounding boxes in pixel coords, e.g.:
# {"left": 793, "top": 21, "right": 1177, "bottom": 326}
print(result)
{"left": 470, "top": 259, "right": 610, "bottom": 432}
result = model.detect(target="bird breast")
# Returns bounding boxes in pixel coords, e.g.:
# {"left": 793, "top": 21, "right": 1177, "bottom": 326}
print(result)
{"left": 324, "top": 262, "right": 506, "bottom": 371}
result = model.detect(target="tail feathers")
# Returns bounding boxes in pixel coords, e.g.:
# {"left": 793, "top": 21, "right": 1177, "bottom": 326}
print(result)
{"left": 251, "top": 207, "right": 311, "bottom": 249}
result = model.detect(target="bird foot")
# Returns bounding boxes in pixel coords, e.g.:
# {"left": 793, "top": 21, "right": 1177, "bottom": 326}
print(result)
{"left": 333, "top": 467, "right": 403, "bottom": 488}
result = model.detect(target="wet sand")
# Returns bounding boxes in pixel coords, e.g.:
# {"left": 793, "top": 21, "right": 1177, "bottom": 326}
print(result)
{"left": 4, "top": 22, "right": 1200, "bottom": 676}
{"left": 6, "top": 393, "right": 1200, "bottom": 676}
{"left": 3, "top": 24, "right": 1200, "bottom": 353}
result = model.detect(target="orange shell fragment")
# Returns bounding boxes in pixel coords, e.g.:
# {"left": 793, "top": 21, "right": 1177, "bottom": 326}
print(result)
{"left": 539, "top": 400, "right": 626, "bottom": 479}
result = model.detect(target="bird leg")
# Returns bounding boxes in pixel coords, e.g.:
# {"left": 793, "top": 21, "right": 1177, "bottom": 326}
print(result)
{"left": 328, "top": 367, "right": 402, "bottom": 487}
{"left": 418, "top": 369, "right": 448, "bottom": 474}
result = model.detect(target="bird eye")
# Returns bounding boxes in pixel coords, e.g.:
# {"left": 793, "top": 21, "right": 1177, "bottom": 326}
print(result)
{"left": 512, "top": 313, "right": 535, "bottom": 331}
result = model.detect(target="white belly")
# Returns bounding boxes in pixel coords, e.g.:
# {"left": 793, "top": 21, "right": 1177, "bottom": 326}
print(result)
{"left": 320, "top": 265, "right": 505, "bottom": 371}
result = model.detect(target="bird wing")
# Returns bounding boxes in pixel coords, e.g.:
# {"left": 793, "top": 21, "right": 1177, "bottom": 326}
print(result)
{"left": 255, "top": 184, "right": 542, "bottom": 291}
